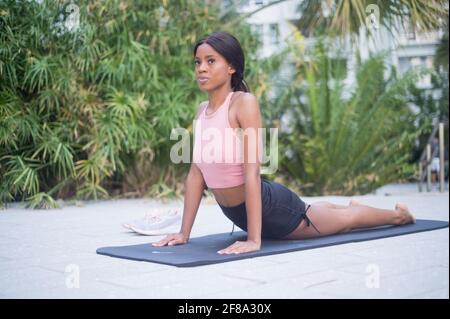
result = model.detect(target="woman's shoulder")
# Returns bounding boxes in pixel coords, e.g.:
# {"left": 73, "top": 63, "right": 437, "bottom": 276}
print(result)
{"left": 233, "top": 92, "right": 259, "bottom": 111}
{"left": 233, "top": 92, "right": 261, "bottom": 125}
{"left": 233, "top": 91, "right": 255, "bottom": 100}
{"left": 231, "top": 91, "right": 257, "bottom": 108}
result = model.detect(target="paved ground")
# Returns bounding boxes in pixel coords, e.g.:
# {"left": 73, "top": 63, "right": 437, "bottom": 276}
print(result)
{"left": 0, "top": 183, "right": 448, "bottom": 299}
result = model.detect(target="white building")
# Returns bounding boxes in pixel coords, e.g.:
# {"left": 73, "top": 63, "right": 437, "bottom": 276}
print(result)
{"left": 224, "top": 0, "right": 445, "bottom": 91}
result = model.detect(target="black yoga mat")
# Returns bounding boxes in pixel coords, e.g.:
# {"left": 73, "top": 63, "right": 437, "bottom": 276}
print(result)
{"left": 96, "top": 219, "right": 448, "bottom": 267}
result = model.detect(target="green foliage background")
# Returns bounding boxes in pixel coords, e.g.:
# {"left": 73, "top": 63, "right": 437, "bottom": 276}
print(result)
{"left": 0, "top": 0, "right": 287, "bottom": 208}
{"left": 0, "top": 0, "right": 447, "bottom": 208}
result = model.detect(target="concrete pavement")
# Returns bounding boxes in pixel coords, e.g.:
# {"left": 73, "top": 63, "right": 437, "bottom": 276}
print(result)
{"left": 0, "top": 184, "right": 448, "bottom": 298}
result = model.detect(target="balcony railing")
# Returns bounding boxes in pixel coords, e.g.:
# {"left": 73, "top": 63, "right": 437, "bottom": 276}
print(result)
{"left": 418, "top": 120, "right": 448, "bottom": 192}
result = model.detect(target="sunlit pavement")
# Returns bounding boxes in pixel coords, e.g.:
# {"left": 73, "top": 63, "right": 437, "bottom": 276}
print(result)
{"left": 0, "top": 183, "right": 448, "bottom": 298}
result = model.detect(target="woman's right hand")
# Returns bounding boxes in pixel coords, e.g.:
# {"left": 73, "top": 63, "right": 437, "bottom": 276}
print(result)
{"left": 152, "top": 233, "right": 189, "bottom": 247}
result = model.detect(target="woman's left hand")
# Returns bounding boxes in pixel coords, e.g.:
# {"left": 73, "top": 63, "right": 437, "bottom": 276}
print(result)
{"left": 217, "top": 240, "right": 261, "bottom": 255}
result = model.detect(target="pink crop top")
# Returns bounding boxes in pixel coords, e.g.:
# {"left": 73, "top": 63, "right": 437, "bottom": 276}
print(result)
{"left": 192, "top": 91, "right": 245, "bottom": 189}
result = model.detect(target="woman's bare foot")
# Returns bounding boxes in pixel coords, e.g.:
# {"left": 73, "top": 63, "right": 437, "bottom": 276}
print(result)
{"left": 349, "top": 199, "right": 362, "bottom": 206}
{"left": 395, "top": 203, "right": 416, "bottom": 224}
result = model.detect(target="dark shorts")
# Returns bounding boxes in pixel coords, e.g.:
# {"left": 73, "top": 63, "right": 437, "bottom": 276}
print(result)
{"left": 218, "top": 177, "right": 311, "bottom": 239}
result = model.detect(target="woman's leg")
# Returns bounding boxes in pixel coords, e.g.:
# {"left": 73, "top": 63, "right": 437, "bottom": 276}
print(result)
{"left": 283, "top": 202, "right": 415, "bottom": 240}
{"left": 312, "top": 199, "right": 362, "bottom": 209}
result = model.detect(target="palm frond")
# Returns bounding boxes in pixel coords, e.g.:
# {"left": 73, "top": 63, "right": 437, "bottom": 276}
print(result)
{"left": 25, "top": 192, "right": 59, "bottom": 209}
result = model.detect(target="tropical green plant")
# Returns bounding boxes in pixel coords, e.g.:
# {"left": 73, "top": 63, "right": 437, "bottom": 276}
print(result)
{"left": 435, "top": 22, "right": 449, "bottom": 72}
{"left": 0, "top": 0, "right": 285, "bottom": 208}
{"left": 294, "top": 0, "right": 448, "bottom": 40}
{"left": 267, "top": 38, "right": 428, "bottom": 195}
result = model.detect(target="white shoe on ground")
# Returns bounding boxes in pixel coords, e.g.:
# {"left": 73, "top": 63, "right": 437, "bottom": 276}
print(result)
{"left": 122, "top": 208, "right": 181, "bottom": 235}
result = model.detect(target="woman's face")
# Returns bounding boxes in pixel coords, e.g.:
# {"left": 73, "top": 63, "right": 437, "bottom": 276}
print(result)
{"left": 194, "top": 43, "right": 235, "bottom": 91}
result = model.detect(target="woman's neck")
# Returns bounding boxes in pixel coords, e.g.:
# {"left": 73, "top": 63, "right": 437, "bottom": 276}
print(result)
{"left": 207, "top": 87, "right": 233, "bottom": 111}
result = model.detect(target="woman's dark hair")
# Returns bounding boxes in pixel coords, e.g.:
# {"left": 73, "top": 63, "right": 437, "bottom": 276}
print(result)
{"left": 193, "top": 31, "right": 250, "bottom": 92}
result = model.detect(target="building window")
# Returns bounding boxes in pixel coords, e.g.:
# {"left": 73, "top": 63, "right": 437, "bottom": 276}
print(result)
{"left": 240, "top": 0, "right": 250, "bottom": 7}
{"left": 410, "top": 56, "right": 432, "bottom": 87}
{"left": 398, "top": 57, "right": 411, "bottom": 75}
{"left": 402, "top": 17, "right": 416, "bottom": 40}
{"left": 269, "top": 23, "right": 280, "bottom": 45}
{"left": 426, "top": 56, "right": 434, "bottom": 69}
{"left": 410, "top": 57, "right": 421, "bottom": 67}
{"left": 252, "top": 24, "right": 264, "bottom": 46}
{"left": 222, "top": 0, "right": 233, "bottom": 9}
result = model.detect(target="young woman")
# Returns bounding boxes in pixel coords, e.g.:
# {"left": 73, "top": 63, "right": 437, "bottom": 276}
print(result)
{"left": 152, "top": 31, "right": 415, "bottom": 255}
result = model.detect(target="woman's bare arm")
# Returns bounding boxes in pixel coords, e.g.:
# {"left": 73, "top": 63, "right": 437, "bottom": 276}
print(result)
{"left": 152, "top": 102, "right": 208, "bottom": 247}
{"left": 180, "top": 102, "right": 208, "bottom": 237}
{"left": 179, "top": 163, "right": 206, "bottom": 238}
{"left": 217, "top": 93, "right": 263, "bottom": 254}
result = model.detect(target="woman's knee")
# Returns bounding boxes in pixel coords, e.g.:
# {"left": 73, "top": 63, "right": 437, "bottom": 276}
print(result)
{"left": 340, "top": 211, "right": 355, "bottom": 233}
{"left": 306, "top": 205, "right": 353, "bottom": 235}
{"left": 339, "top": 223, "right": 353, "bottom": 234}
